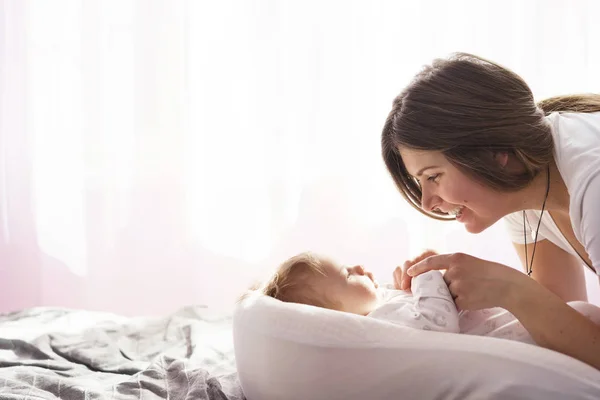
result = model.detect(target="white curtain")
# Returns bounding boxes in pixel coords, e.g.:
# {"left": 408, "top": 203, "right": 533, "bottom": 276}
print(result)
{"left": 1, "top": 0, "right": 599, "bottom": 316}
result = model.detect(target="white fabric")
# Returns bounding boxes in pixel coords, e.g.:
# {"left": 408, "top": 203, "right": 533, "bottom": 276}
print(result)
{"left": 233, "top": 294, "right": 600, "bottom": 400}
{"left": 504, "top": 112, "right": 600, "bottom": 275}
{"left": 368, "top": 271, "right": 459, "bottom": 333}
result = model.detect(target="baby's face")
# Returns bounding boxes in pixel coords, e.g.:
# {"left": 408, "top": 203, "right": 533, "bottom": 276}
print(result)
{"left": 314, "top": 258, "right": 379, "bottom": 316}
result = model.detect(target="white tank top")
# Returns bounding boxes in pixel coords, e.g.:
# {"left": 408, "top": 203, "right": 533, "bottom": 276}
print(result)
{"left": 503, "top": 111, "right": 600, "bottom": 275}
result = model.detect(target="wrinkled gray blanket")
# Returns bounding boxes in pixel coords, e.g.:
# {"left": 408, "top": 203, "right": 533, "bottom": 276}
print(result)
{"left": 0, "top": 306, "right": 244, "bottom": 400}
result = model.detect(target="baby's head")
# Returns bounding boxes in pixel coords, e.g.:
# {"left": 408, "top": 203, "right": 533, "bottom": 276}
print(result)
{"left": 262, "top": 252, "right": 379, "bottom": 315}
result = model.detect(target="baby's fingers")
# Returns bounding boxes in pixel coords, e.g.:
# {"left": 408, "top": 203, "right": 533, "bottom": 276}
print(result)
{"left": 401, "top": 274, "right": 411, "bottom": 290}
{"left": 393, "top": 266, "right": 404, "bottom": 290}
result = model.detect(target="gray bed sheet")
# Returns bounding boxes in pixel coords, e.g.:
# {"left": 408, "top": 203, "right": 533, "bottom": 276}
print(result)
{"left": 0, "top": 305, "right": 244, "bottom": 400}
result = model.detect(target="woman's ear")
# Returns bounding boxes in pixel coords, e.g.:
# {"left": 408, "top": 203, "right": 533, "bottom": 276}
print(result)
{"left": 494, "top": 152, "right": 509, "bottom": 169}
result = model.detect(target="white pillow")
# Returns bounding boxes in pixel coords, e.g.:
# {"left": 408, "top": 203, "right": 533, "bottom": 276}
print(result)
{"left": 233, "top": 293, "right": 600, "bottom": 400}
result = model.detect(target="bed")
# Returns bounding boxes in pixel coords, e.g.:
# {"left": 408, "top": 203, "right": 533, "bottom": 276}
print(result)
{"left": 0, "top": 306, "right": 244, "bottom": 399}
{"left": 5, "top": 297, "right": 600, "bottom": 400}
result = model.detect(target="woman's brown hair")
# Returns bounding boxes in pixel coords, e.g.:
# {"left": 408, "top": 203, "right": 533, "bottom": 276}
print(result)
{"left": 381, "top": 52, "right": 600, "bottom": 220}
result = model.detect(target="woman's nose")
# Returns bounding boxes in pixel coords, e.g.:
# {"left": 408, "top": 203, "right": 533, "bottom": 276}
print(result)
{"left": 421, "top": 187, "right": 441, "bottom": 212}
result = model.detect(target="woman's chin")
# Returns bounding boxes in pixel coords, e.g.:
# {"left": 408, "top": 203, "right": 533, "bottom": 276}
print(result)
{"left": 463, "top": 218, "right": 494, "bottom": 234}
{"left": 456, "top": 208, "right": 495, "bottom": 234}
{"left": 464, "top": 224, "right": 485, "bottom": 234}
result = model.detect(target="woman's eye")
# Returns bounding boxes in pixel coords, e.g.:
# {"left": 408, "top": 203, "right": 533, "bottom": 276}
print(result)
{"left": 427, "top": 174, "right": 440, "bottom": 182}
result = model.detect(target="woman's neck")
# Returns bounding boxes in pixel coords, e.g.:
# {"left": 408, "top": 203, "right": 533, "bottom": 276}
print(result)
{"left": 514, "top": 161, "right": 570, "bottom": 214}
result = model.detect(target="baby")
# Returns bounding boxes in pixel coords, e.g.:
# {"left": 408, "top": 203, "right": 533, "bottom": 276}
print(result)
{"left": 261, "top": 251, "right": 460, "bottom": 333}
{"left": 260, "top": 251, "right": 600, "bottom": 343}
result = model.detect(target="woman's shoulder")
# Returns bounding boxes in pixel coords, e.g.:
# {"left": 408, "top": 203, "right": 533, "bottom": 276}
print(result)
{"left": 549, "top": 111, "right": 600, "bottom": 188}
{"left": 549, "top": 112, "right": 600, "bottom": 273}
{"left": 548, "top": 111, "right": 600, "bottom": 151}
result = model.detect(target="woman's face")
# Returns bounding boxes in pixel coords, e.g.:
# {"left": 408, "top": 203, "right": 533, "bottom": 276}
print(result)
{"left": 399, "top": 147, "right": 508, "bottom": 234}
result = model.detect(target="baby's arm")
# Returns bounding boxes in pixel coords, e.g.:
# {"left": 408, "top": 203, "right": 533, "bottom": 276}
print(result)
{"left": 369, "top": 270, "right": 459, "bottom": 333}
{"left": 410, "top": 270, "right": 459, "bottom": 332}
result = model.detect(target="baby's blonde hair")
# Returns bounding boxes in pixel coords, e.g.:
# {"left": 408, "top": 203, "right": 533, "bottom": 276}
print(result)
{"left": 261, "top": 252, "right": 333, "bottom": 308}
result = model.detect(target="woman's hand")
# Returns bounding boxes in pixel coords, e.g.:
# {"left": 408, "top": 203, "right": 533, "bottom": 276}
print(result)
{"left": 393, "top": 250, "right": 438, "bottom": 290}
{"left": 407, "top": 252, "right": 529, "bottom": 310}
{"left": 408, "top": 252, "right": 600, "bottom": 370}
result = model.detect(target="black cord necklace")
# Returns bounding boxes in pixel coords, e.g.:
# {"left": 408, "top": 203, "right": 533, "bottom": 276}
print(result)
{"left": 523, "top": 166, "right": 551, "bottom": 277}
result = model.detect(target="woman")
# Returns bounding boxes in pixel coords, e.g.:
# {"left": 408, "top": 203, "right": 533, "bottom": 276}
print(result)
{"left": 381, "top": 52, "right": 600, "bottom": 369}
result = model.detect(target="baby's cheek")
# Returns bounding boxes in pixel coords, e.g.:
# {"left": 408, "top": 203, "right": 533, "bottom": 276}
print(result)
{"left": 365, "top": 289, "right": 379, "bottom": 310}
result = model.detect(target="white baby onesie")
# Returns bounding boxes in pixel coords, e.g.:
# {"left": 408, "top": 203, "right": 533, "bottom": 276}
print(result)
{"left": 368, "top": 270, "right": 459, "bottom": 333}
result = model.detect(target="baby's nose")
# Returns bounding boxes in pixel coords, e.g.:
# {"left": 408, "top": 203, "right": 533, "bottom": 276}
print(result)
{"left": 351, "top": 265, "right": 365, "bottom": 275}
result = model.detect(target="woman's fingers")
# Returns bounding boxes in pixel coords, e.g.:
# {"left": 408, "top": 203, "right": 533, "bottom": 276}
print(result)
{"left": 448, "top": 279, "right": 461, "bottom": 298}
{"left": 417, "top": 250, "right": 438, "bottom": 261}
{"left": 394, "top": 250, "right": 440, "bottom": 290}
{"left": 410, "top": 250, "right": 438, "bottom": 267}
{"left": 404, "top": 251, "right": 526, "bottom": 311}
{"left": 407, "top": 253, "right": 455, "bottom": 276}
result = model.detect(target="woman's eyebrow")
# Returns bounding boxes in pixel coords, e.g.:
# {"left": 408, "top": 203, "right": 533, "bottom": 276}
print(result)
{"left": 415, "top": 166, "right": 439, "bottom": 176}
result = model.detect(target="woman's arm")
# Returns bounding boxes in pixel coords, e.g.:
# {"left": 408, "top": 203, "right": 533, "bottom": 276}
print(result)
{"left": 509, "top": 173, "right": 600, "bottom": 365}
{"left": 407, "top": 253, "right": 600, "bottom": 370}
{"left": 506, "top": 276, "right": 600, "bottom": 370}
{"left": 513, "top": 240, "right": 588, "bottom": 302}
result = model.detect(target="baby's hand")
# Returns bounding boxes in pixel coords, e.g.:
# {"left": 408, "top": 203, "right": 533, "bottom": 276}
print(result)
{"left": 393, "top": 250, "right": 438, "bottom": 291}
